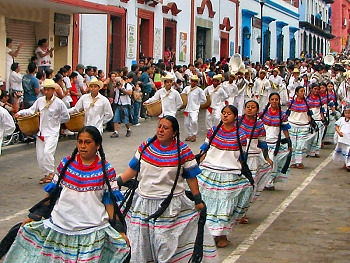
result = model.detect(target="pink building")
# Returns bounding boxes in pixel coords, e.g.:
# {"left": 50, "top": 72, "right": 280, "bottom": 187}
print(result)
{"left": 330, "top": 0, "right": 350, "bottom": 53}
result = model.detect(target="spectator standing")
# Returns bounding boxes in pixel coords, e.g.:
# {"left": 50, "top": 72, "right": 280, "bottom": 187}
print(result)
{"left": 74, "top": 64, "right": 86, "bottom": 95}
{"left": 6, "top": 38, "right": 23, "bottom": 90}
{"left": 132, "top": 83, "right": 142, "bottom": 126}
{"left": 85, "top": 66, "right": 95, "bottom": 82}
{"left": 8, "top": 63, "right": 23, "bottom": 93}
{"left": 139, "top": 66, "right": 154, "bottom": 118}
{"left": 35, "top": 39, "right": 54, "bottom": 71}
{"left": 111, "top": 76, "right": 133, "bottom": 138}
{"left": 22, "top": 62, "right": 40, "bottom": 109}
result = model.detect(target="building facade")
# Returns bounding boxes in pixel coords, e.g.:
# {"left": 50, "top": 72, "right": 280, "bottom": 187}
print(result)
{"left": 78, "top": 0, "right": 241, "bottom": 72}
{"left": 329, "top": 0, "right": 350, "bottom": 53}
{"left": 299, "top": 0, "right": 334, "bottom": 58}
{"left": 0, "top": 0, "right": 126, "bottom": 84}
{"left": 240, "top": 0, "right": 300, "bottom": 63}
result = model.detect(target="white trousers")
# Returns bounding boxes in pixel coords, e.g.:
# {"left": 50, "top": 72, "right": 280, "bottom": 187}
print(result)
{"left": 234, "top": 95, "right": 245, "bottom": 116}
{"left": 205, "top": 108, "right": 221, "bottom": 130}
{"left": 36, "top": 135, "right": 59, "bottom": 176}
{"left": 184, "top": 111, "right": 199, "bottom": 137}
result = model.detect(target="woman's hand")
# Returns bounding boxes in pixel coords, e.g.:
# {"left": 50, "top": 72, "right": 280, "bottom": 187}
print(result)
{"left": 195, "top": 202, "right": 205, "bottom": 211}
{"left": 267, "top": 157, "right": 274, "bottom": 168}
{"left": 120, "top": 232, "right": 130, "bottom": 247}
{"left": 339, "top": 132, "right": 344, "bottom": 137}
{"left": 21, "top": 218, "right": 34, "bottom": 227}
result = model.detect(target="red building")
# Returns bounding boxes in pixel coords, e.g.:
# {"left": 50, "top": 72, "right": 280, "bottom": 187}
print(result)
{"left": 330, "top": 0, "right": 350, "bottom": 53}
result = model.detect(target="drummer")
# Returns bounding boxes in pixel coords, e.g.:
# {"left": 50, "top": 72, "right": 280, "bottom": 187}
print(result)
{"left": 144, "top": 74, "right": 183, "bottom": 117}
{"left": 15, "top": 79, "right": 70, "bottom": 184}
{"left": 69, "top": 77, "right": 113, "bottom": 134}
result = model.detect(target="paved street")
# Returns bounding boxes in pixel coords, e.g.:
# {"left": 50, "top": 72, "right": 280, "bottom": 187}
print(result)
{"left": 1, "top": 110, "right": 350, "bottom": 262}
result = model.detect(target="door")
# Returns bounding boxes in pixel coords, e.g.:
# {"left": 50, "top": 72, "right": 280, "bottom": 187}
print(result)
{"left": 109, "top": 15, "right": 125, "bottom": 71}
{"left": 263, "top": 29, "right": 271, "bottom": 63}
{"left": 196, "top": 27, "right": 207, "bottom": 60}
{"left": 6, "top": 18, "right": 37, "bottom": 75}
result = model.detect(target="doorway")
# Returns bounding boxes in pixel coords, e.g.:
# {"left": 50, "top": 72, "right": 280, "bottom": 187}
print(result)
{"left": 109, "top": 15, "right": 126, "bottom": 71}
{"left": 138, "top": 9, "right": 154, "bottom": 59}
{"left": 196, "top": 27, "right": 207, "bottom": 60}
{"left": 220, "top": 32, "right": 229, "bottom": 60}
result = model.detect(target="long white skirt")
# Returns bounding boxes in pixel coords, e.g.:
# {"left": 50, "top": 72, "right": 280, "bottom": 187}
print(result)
{"left": 247, "top": 152, "right": 272, "bottom": 202}
{"left": 266, "top": 142, "right": 291, "bottom": 187}
{"left": 125, "top": 191, "right": 218, "bottom": 263}
{"left": 197, "top": 167, "right": 253, "bottom": 236}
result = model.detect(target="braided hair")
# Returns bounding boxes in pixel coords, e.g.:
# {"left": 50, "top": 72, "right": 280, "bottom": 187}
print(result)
{"left": 30, "top": 126, "right": 126, "bottom": 230}
{"left": 122, "top": 116, "right": 183, "bottom": 222}
{"left": 260, "top": 93, "right": 283, "bottom": 156}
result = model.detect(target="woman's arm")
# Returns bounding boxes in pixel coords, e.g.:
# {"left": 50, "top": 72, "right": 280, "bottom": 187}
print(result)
{"left": 186, "top": 177, "right": 204, "bottom": 211}
{"left": 105, "top": 204, "right": 130, "bottom": 246}
{"left": 120, "top": 167, "right": 137, "bottom": 183}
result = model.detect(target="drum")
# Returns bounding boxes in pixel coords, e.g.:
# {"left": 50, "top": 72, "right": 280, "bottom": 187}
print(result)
{"left": 65, "top": 111, "right": 85, "bottom": 132}
{"left": 17, "top": 113, "right": 40, "bottom": 136}
{"left": 180, "top": 93, "right": 188, "bottom": 109}
{"left": 145, "top": 100, "right": 162, "bottom": 117}
{"left": 200, "top": 94, "right": 211, "bottom": 109}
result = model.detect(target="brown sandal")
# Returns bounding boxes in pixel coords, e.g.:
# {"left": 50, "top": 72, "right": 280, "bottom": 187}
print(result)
{"left": 239, "top": 216, "right": 249, "bottom": 224}
{"left": 216, "top": 236, "right": 229, "bottom": 248}
{"left": 39, "top": 173, "right": 54, "bottom": 184}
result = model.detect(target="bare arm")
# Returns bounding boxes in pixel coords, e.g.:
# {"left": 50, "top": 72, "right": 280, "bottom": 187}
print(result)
{"left": 120, "top": 167, "right": 138, "bottom": 183}
{"left": 186, "top": 177, "right": 204, "bottom": 211}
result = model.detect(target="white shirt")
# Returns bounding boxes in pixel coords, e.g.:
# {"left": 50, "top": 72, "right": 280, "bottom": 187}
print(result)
{"left": 181, "top": 86, "right": 207, "bottom": 112}
{"left": 222, "top": 81, "right": 238, "bottom": 104}
{"left": 287, "top": 76, "right": 303, "bottom": 98}
{"left": 253, "top": 77, "right": 271, "bottom": 97}
{"left": 269, "top": 75, "right": 284, "bottom": 89}
{"left": 203, "top": 84, "right": 228, "bottom": 110}
{"left": 6, "top": 47, "right": 13, "bottom": 70}
{"left": 69, "top": 93, "right": 113, "bottom": 134}
{"left": 9, "top": 71, "right": 23, "bottom": 91}
{"left": 146, "top": 87, "right": 183, "bottom": 117}
{"left": 0, "top": 106, "right": 15, "bottom": 138}
{"left": 63, "top": 76, "right": 72, "bottom": 89}
{"left": 114, "top": 83, "right": 133, "bottom": 105}
{"left": 36, "top": 47, "right": 51, "bottom": 67}
{"left": 18, "top": 96, "right": 70, "bottom": 136}
{"left": 338, "top": 80, "right": 350, "bottom": 104}
{"left": 288, "top": 111, "right": 309, "bottom": 126}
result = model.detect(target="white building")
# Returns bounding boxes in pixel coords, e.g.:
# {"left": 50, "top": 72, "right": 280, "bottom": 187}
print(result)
{"left": 240, "top": 0, "right": 300, "bottom": 63}
{"left": 78, "top": 0, "right": 241, "bottom": 71}
{"left": 299, "top": 0, "right": 334, "bottom": 58}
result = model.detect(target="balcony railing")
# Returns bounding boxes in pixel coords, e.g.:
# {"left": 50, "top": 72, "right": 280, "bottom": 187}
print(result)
{"left": 310, "top": 14, "right": 332, "bottom": 33}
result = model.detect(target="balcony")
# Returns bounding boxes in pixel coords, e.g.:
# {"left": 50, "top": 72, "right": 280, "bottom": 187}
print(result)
{"left": 300, "top": 14, "right": 335, "bottom": 39}
{"left": 324, "top": 0, "right": 334, "bottom": 3}
{"left": 283, "top": 0, "right": 298, "bottom": 7}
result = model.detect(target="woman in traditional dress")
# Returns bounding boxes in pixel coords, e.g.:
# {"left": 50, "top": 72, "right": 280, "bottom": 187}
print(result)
{"left": 286, "top": 86, "right": 315, "bottom": 169}
{"left": 119, "top": 116, "right": 218, "bottom": 262}
{"left": 260, "top": 93, "right": 292, "bottom": 190}
{"left": 322, "top": 81, "right": 340, "bottom": 144}
{"left": 197, "top": 105, "right": 253, "bottom": 247}
{"left": 333, "top": 107, "right": 350, "bottom": 171}
{"left": 307, "top": 83, "right": 326, "bottom": 157}
{"left": 4, "top": 126, "right": 130, "bottom": 262}
{"left": 239, "top": 100, "right": 272, "bottom": 221}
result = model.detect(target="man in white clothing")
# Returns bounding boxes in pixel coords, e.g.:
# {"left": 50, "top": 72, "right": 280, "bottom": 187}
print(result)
{"left": 287, "top": 68, "right": 303, "bottom": 99}
{"left": 222, "top": 73, "right": 238, "bottom": 105}
{"left": 182, "top": 75, "right": 207, "bottom": 142}
{"left": 69, "top": 78, "right": 113, "bottom": 135}
{"left": 15, "top": 79, "right": 70, "bottom": 184}
{"left": 253, "top": 70, "right": 271, "bottom": 109}
{"left": 0, "top": 102, "right": 15, "bottom": 155}
{"left": 269, "top": 68, "right": 288, "bottom": 105}
{"left": 145, "top": 75, "right": 183, "bottom": 117}
{"left": 204, "top": 74, "right": 228, "bottom": 130}
{"left": 234, "top": 70, "right": 248, "bottom": 115}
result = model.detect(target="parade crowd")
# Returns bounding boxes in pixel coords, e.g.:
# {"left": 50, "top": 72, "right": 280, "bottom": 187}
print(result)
{"left": 2, "top": 37, "right": 350, "bottom": 262}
